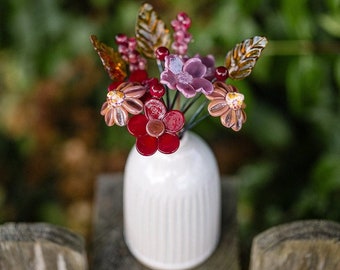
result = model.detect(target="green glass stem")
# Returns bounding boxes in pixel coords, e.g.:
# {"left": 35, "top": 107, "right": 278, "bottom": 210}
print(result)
{"left": 182, "top": 99, "right": 208, "bottom": 133}
{"left": 181, "top": 93, "right": 203, "bottom": 114}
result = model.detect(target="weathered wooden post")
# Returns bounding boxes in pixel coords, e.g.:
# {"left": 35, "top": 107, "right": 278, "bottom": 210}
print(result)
{"left": 0, "top": 222, "right": 87, "bottom": 270}
{"left": 250, "top": 220, "right": 340, "bottom": 270}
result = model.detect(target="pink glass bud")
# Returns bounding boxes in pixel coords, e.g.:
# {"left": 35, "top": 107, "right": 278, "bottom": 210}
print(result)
{"left": 177, "top": 12, "right": 191, "bottom": 29}
{"left": 128, "top": 51, "right": 139, "bottom": 64}
{"left": 115, "top": 33, "right": 127, "bottom": 44}
{"left": 118, "top": 44, "right": 129, "bottom": 54}
{"left": 128, "top": 37, "right": 137, "bottom": 49}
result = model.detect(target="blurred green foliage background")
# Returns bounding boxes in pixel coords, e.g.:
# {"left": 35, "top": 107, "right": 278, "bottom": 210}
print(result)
{"left": 0, "top": 0, "right": 339, "bottom": 268}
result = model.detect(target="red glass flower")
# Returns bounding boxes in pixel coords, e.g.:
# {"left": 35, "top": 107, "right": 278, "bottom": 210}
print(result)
{"left": 100, "top": 82, "right": 146, "bottom": 126}
{"left": 206, "top": 81, "right": 246, "bottom": 131}
{"left": 127, "top": 99, "right": 185, "bottom": 156}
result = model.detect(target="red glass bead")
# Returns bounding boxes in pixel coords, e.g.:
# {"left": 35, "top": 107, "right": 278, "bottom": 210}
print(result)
{"left": 215, "top": 66, "right": 229, "bottom": 81}
{"left": 128, "top": 70, "right": 148, "bottom": 83}
{"left": 163, "top": 110, "right": 185, "bottom": 132}
{"left": 140, "top": 92, "right": 153, "bottom": 103}
{"left": 155, "top": 47, "right": 170, "bottom": 61}
{"left": 144, "top": 99, "right": 167, "bottom": 120}
{"left": 136, "top": 135, "right": 158, "bottom": 156}
{"left": 127, "top": 114, "right": 148, "bottom": 137}
{"left": 150, "top": 83, "right": 165, "bottom": 98}
{"left": 143, "top": 77, "right": 159, "bottom": 88}
{"left": 158, "top": 133, "right": 180, "bottom": 154}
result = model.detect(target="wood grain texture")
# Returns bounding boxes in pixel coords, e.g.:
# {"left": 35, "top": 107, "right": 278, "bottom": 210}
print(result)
{"left": 92, "top": 173, "right": 239, "bottom": 270}
{"left": 0, "top": 222, "right": 87, "bottom": 270}
{"left": 250, "top": 220, "right": 340, "bottom": 270}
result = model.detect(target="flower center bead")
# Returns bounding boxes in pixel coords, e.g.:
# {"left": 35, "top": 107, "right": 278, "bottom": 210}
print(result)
{"left": 146, "top": 119, "right": 165, "bottom": 137}
{"left": 225, "top": 92, "right": 244, "bottom": 110}
{"left": 107, "top": 90, "right": 125, "bottom": 107}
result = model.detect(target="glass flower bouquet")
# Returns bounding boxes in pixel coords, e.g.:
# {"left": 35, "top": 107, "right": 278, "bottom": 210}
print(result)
{"left": 91, "top": 3, "right": 267, "bottom": 156}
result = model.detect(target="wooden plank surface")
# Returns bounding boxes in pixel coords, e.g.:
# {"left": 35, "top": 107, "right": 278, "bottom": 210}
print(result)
{"left": 0, "top": 222, "right": 87, "bottom": 270}
{"left": 250, "top": 220, "right": 340, "bottom": 270}
{"left": 92, "top": 173, "right": 239, "bottom": 270}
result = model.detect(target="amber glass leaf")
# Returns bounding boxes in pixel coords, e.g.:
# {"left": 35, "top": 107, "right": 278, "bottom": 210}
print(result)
{"left": 135, "top": 3, "right": 171, "bottom": 59}
{"left": 90, "top": 35, "right": 127, "bottom": 82}
{"left": 225, "top": 36, "right": 268, "bottom": 80}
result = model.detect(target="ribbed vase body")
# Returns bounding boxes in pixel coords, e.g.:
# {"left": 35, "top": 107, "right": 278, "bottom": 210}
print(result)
{"left": 123, "top": 132, "right": 221, "bottom": 270}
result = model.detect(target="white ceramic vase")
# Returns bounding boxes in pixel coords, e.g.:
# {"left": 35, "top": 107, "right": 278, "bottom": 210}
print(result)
{"left": 123, "top": 131, "right": 221, "bottom": 270}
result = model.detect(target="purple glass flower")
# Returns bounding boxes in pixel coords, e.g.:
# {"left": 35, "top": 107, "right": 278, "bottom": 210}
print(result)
{"left": 160, "top": 54, "right": 213, "bottom": 98}
{"left": 195, "top": 54, "right": 216, "bottom": 81}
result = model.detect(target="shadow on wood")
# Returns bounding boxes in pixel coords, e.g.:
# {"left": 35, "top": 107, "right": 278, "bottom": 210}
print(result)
{"left": 250, "top": 220, "right": 340, "bottom": 270}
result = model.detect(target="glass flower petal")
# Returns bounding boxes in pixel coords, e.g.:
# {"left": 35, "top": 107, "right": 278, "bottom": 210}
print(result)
{"left": 163, "top": 110, "right": 185, "bottom": 132}
{"left": 220, "top": 108, "right": 246, "bottom": 131}
{"left": 136, "top": 135, "right": 158, "bottom": 156}
{"left": 160, "top": 70, "right": 177, "bottom": 89}
{"left": 103, "top": 106, "right": 128, "bottom": 127}
{"left": 191, "top": 78, "right": 213, "bottom": 95}
{"left": 183, "top": 58, "right": 206, "bottom": 78}
{"left": 122, "top": 98, "right": 144, "bottom": 114}
{"left": 205, "top": 86, "right": 228, "bottom": 101}
{"left": 112, "top": 106, "right": 129, "bottom": 126}
{"left": 120, "top": 82, "right": 146, "bottom": 98}
{"left": 127, "top": 114, "right": 148, "bottom": 136}
{"left": 208, "top": 100, "right": 229, "bottom": 117}
{"left": 198, "top": 54, "right": 216, "bottom": 80}
{"left": 144, "top": 99, "right": 167, "bottom": 120}
{"left": 100, "top": 101, "right": 110, "bottom": 116}
{"left": 166, "top": 54, "right": 184, "bottom": 74}
{"left": 176, "top": 82, "right": 196, "bottom": 98}
{"left": 158, "top": 133, "right": 180, "bottom": 154}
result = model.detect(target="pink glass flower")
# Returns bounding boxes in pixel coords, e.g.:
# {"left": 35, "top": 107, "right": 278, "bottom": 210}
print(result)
{"left": 206, "top": 81, "right": 246, "bottom": 131}
{"left": 160, "top": 54, "right": 213, "bottom": 98}
{"left": 100, "top": 82, "right": 146, "bottom": 127}
{"left": 127, "top": 99, "right": 185, "bottom": 156}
